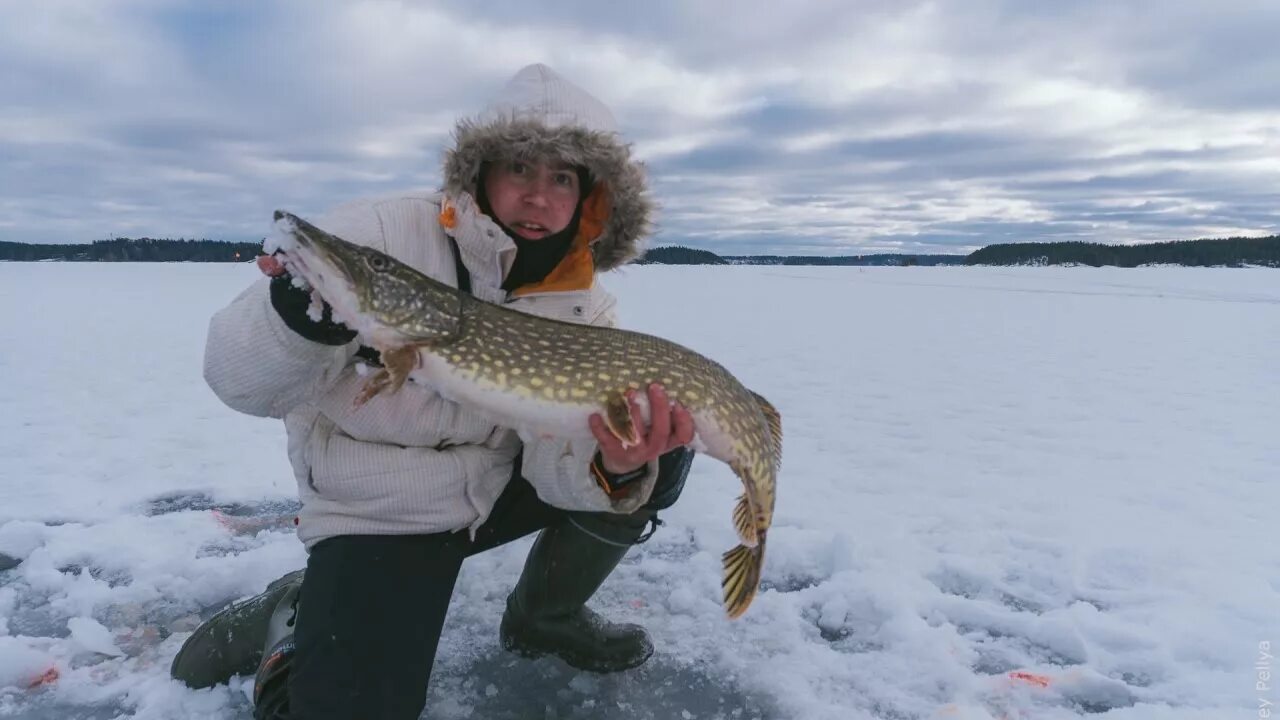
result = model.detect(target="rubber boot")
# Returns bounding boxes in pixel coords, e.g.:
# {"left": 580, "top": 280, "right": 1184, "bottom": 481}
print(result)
{"left": 251, "top": 581, "right": 301, "bottom": 720}
{"left": 499, "top": 511, "right": 654, "bottom": 673}
{"left": 169, "top": 569, "right": 303, "bottom": 689}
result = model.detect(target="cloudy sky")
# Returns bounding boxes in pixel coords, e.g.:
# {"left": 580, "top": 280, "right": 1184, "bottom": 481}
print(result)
{"left": 3, "top": 0, "right": 1279, "bottom": 255}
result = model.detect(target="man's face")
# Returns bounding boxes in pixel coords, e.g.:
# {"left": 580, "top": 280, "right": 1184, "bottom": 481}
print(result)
{"left": 483, "top": 160, "right": 582, "bottom": 240}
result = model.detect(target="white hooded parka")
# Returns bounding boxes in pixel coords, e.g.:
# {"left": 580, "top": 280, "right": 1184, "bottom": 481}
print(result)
{"left": 203, "top": 65, "right": 655, "bottom": 549}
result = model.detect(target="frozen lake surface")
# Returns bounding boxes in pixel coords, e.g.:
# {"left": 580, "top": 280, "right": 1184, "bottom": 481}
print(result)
{"left": 1, "top": 263, "right": 1277, "bottom": 719}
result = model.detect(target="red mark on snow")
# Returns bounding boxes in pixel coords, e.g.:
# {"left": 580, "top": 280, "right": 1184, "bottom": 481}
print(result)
{"left": 211, "top": 509, "right": 233, "bottom": 530}
{"left": 28, "top": 667, "right": 59, "bottom": 689}
{"left": 1007, "top": 670, "right": 1052, "bottom": 688}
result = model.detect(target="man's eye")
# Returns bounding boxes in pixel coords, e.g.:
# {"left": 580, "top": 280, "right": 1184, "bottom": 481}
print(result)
{"left": 554, "top": 173, "right": 574, "bottom": 186}
{"left": 510, "top": 161, "right": 528, "bottom": 175}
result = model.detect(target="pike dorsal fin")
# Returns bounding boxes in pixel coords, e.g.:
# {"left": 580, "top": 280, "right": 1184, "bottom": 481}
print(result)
{"left": 749, "top": 390, "right": 783, "bottom": 468}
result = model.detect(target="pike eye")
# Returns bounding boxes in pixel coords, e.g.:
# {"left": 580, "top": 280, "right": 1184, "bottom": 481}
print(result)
{"left": 368, "top": 255, "right": 390, "bottom": 272}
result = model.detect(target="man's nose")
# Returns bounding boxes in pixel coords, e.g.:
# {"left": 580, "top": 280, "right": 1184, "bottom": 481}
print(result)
{"left": 522, "top": 188, "right": 550, "bottom": 207}
{"left": 521, "top": 178, "right": 553, "bottom": 206}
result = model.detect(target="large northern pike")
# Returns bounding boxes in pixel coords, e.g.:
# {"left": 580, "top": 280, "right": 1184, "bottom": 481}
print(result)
{"left": 266, "top": 210, "right": 781, "bottom": 618}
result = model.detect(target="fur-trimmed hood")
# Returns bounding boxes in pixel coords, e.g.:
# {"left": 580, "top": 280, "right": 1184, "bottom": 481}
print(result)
{"left": 442, "top": 64, "right": 652, "bottom": 272}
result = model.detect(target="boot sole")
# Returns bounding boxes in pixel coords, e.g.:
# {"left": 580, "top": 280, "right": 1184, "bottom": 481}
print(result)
{"left": 500, "top": 633, "right": 654, "bottom": 674}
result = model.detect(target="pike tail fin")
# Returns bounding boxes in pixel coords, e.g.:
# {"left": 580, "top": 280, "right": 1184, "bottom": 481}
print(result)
{"left": 721, "top": 533, "right": 766, "bottom": 619}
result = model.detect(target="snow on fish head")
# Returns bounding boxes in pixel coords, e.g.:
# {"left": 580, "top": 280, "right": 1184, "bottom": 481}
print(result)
{"left": 267, "top": 210, "right": 465, "bottom": 347}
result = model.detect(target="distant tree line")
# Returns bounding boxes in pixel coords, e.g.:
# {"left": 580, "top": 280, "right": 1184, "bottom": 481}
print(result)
{"left": 4, "top": 234, "right": 1278, "bottom": 268}
{"left": 722, "top": 254, "right": 964, "bottom": 266}
{"left": 635, "top": 246, "right": 729, "bottom": 265}
{"left": 636, "top": 245, "right": 965, "bottom": 266}
{"left": 0, "top": 238, "right": 262, "bottom": 262}
{"left": 966, "top": 236, "right": 1280, "bottom": 267}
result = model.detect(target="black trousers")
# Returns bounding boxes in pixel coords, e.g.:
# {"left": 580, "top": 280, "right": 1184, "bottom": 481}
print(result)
{"left": 274, "top": 449, "right": 691, "bottom": 720}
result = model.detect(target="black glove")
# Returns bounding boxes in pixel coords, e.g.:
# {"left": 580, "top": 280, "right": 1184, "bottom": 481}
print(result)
{"left": 269, "top": 273, "right": 358, "bottom": 346}
{"left": 647, "top": 447, "right": 694, "bottom": 511}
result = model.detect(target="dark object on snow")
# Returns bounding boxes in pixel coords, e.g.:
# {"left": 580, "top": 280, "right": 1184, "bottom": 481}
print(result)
{"left": 141, "top": 491, "right": 301, "bottom": 519}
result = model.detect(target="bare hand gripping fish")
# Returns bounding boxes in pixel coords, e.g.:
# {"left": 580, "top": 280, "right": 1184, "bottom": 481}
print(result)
{"left": 266, "top": 210, "right": 781, "bottom": 619}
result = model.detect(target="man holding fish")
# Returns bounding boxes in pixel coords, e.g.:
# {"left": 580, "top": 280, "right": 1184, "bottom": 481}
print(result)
{"left": 173, "top": 64, "right": 699, "bottom": 719}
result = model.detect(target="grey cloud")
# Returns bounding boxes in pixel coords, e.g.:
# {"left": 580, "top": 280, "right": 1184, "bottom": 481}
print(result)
{"left": 2, "top": 0, "right": 1279, "bottom": 254}
{"left": 1094, "top": 3, "right": 1280, "bottom": 111}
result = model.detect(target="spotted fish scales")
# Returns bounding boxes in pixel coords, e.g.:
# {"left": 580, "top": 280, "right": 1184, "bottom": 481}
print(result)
{"left": 268, "top": 211, "right": 782, "bottom": 618}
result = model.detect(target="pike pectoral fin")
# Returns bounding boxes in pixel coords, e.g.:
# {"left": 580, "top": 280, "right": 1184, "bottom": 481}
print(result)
{"left": 721, "top": 534, "right": 766, "bottom": 619}
{"left": 354, "top": 346, "right": 420, "bottom": 407}
{"left": 354, "top": 369, "right": 391, "bottom": 407}
{"left": 732, "top": 494, "right": 759, "bottom": 547}
{"left": 603, "top": 392, "right": 641, "bottom": 448}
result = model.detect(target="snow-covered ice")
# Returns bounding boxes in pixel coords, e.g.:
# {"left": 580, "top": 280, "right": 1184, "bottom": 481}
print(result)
{"left": 1, "top": 262, "right": 1277, "bottom": 719}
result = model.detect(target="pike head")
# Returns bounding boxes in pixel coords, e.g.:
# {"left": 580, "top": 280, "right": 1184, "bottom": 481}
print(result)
{"left": 268, "top": 210, "right": 463, "bottom": 349}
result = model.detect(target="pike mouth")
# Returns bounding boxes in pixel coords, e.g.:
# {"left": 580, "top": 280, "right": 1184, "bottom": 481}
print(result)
{"left": 267, "top": 216, "right": 366, "bottom": 333}
{"left": 266, "top": 212, "right": 418, "bottom": 349}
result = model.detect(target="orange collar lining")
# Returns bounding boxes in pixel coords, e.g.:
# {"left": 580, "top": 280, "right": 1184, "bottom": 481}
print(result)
{"left": 510, "top": 181, "right": 611, "bottom": 297}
